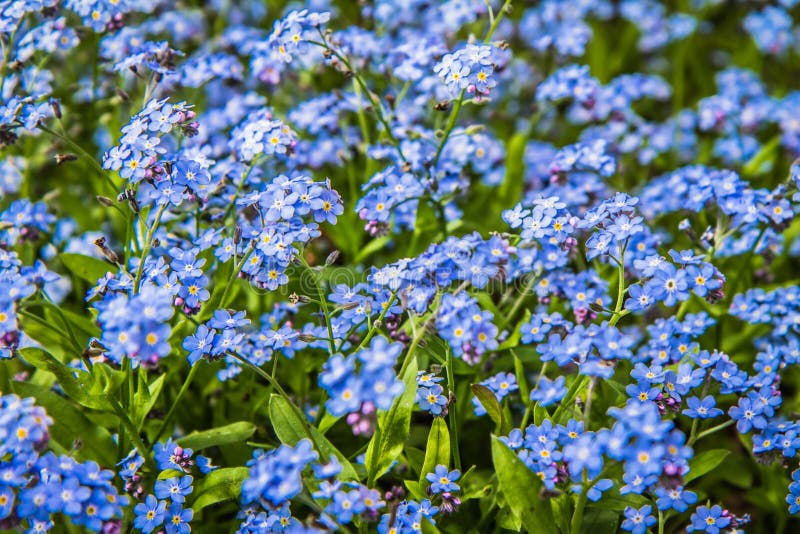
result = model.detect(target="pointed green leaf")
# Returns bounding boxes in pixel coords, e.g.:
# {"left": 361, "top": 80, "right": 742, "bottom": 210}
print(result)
{"left": 491, "top": 436, "right": 555, "bottom": 533}
{"left": 405, "top": 480, "right": 426, "bottom": 501}
{"left": 177, "top": 422, "right": 257, "bottom": 450}
{"left": 580, "top": 508, "right": 619, "bottom": 534}
{"left": 471, "top": 383, "right": 503, "bottom": 430}
{"left": 365, "top": 357, "right": 418, "bottom": 485}
{"left": 19, "top": 347, "right": 113, "bottom": 411}
{"left": 134, "top": 373, "right": 165, "bottom": 431}
{"left": 318, "top": 412, "right": 340, "bottom": 434}
{"left": 192, "top": 467, "right": 248, "bottom": 512}
{"left": 268, "top": 394, "right": 357, "bottom": 480}
{"left": 419, "top": 417, "right": 450, "bottom": 486}
{"left": 685, "top": 449, "right": 730, "bottom": 484}
{"left": 61, "top": 253, "right": 113, "bottom": 284}
{"left": 533, "top": 403, "right": 549, "bottom": 425}
{"left": 553, "top": 374, "right": 589, "bottom": 424}
{"left": 512, "top": 351, "right": 529, "bottom": 401}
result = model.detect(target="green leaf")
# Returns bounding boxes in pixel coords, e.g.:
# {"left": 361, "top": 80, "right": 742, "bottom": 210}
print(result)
{"left": 491, "top": 436, "right": 555, "bottom": 533}
{"left": 685, "top": 449, "right": 731, "bottom": 484}
{"left": 500, "top": 131, "right": 528, "bottom": 206}
{"left": 497, "top": 507, "right": 523, "bottom": 531}
{"left": 192, "top": 467, "right": 248, "bottom": 512}
{"left": 512, "top": 350, "right": 529, "bottom": 400}
{"left": 365, "top": 357, "right": 418, "bottom": 485}
{"left": 533, "top": 403, "right": 549, "bottom": 425}
{"left": 405, "top": 446, "right": 425, "bottom": 476}
{"left": 354, "top": 236, "right": 391, "bottom": 264}
{"left": 19, "top": 347, "right": 113, "bottom": 411}
{"left": 405, "top": 480, "right": 426, "bottom": 501}
{"left": 177, "top": 422, "right": 257, "bottom": 450}
{"left": 742, "top": 133, "right": 781, "bottom": 177}
{"left": 268, "top": 394, "right": 358, "bottom": 480}
{"left": 318, "top": 412, "right": 340, "bottom": 434}
{"left": 419, "top": 417, "right": 450, "bottom": 486}
{"left": 12, "top": 382, "right": 117, "bottom": 466}
{"left": 596, "top": 493, "right": 650, "bottom": 512}
{"left": 133, "top": 373, "right": 165, "bottom": 431}
{"left": 580, "top": 508, "right": 619, "bottom": 534}
{"left": 471, "top": 383, "right": 503, "bottom": 431}
{"left": 61, "top": 253, "right": 113, "bottom": 284}
{"left": 554, "top": 374, "right": 589, "bottom": 424}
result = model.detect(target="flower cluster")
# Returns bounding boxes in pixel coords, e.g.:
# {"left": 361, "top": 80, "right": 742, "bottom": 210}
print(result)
{"left": 319, "top": 336, "right": 405, "bottom": 417}
{"left": 434, "top": 44, "right": 501, "bottom": 100}
{"left": 102, "top": 98, "right": 201, "bottom": 207}
{"left": 119, "top": 439, "right": 216, "bottom": 534}
{"left": 6, "top": 0, "right": 800, "bottom": 532}
{"left": 0, "top": 394, "right": 127, "bottom": 532}
{"left": 92, "top": 283, "right": 175, "bottom": 367}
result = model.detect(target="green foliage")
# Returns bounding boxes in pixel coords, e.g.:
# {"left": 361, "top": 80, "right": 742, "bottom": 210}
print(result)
{"left": 491, "top": 436, "right": 556, "bottom": 533}
{"left": 365, "top": 358, "right": 419, "bottom": 485}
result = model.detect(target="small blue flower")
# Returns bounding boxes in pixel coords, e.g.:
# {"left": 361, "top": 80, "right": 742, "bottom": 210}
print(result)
{"left": 133, "top": 495, "right": 167, "bottom": 534}
{"left": 154, "top": 475, "right": 193, "bottom": 504}
{"left": 621, "top": 505, "right": 656, "bottom": 534}
{"left": 683, "top": 396, "right": 723, "bottom": 419}
{"left": 687, "top": 504, "right": 731, "bottom": 533}
{"left": 425, "top": 465, "right": 460, "bottom": 494}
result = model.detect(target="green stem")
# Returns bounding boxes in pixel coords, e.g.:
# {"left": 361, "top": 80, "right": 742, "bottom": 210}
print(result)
{"left": 520, "top": 362, "right": 548, "bottom": 428}
{"left": 583, "top": 377, "right": 596, "bottom": 427}
{"left": 351, "top": 293, "right": 398, "bottom": 353}
{"left": 691, "top": 419, "right": 735, "bottom": 445}
{"left": 570, "top": 478, "right": 590, "bottom": 534}
{"left": 498, "top": 272, "right": 539, "bottom": 330}
{"left": 0, "top": 22, "right": 21, "bottom": 94}
{"left": 445, "top": 346, "right": 462, "bottom": 471}
{"left": 151, "top": 363, "right": 201, "bottom": 445}
{"left": 484, "top": 0, "right": 511, "bottom": 42}
{"left": 300, "top": 259, "right": 337, "bottom": 356}
{"left": 222, "top": 155, "right": 261, "bottom": 222}
{"left": 688, "top": 375, "right": 711, "bottom": 445}
{"left": 111, "top": 400, "right": 153, "bottom": 468}
{"left": 608, "top": 241, "right": 628, "bottom": 327}
{"left": 430, "top": 0, "right": 511, "bottom": 170}
{"left": 218, "top": 243, "right": 255, "bottom": 309}
{"left": 36, "top": 292, "right": 84, "bottom": 352}
{"left": 658, "top": 509, "right": 665, "bottom": 534}
{"left": 133, "top": 204, "right": 167, "bottom": 294}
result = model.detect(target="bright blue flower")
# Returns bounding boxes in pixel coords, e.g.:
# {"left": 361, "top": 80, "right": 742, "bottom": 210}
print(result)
{"left": 655, "top": 485, "right": 698, "bottom": 512}
{"left": 417, "top": 384, "right": 449, "bottom": 416}
{"left": 683, "top": 396, "right": 723, "bottom": 419}
{"left": 530, "top": 376, "right": 567, "bottom": 407}
{"left": 133, "top": 495, "right": 167, "bottom": 534}
{"left": 621, "top": 505, "right": 656, "bottom": 534}
{"left": 154, "top": 476, "right": 193, "bottom": 504}
{"left": 165, "top": 504, "right": 193, "bottom": 534}
{"left": 425, "top": 465, "right": 461, "bottom": 494}
{"left": 729, "top": 397, "right": 767, "bottom": 434}
{"left": 687, "top": 505, "right": 731, "bottom": 533}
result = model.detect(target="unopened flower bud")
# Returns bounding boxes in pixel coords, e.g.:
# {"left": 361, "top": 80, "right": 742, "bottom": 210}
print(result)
{"left": 325, "top": 250, "right": 340, "bottom": 266}
{"left": 55, "top": 153, "right": 78, "bottom": 165}
{"left": 49, "top": 98, "right": 62, "bottom": 119}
